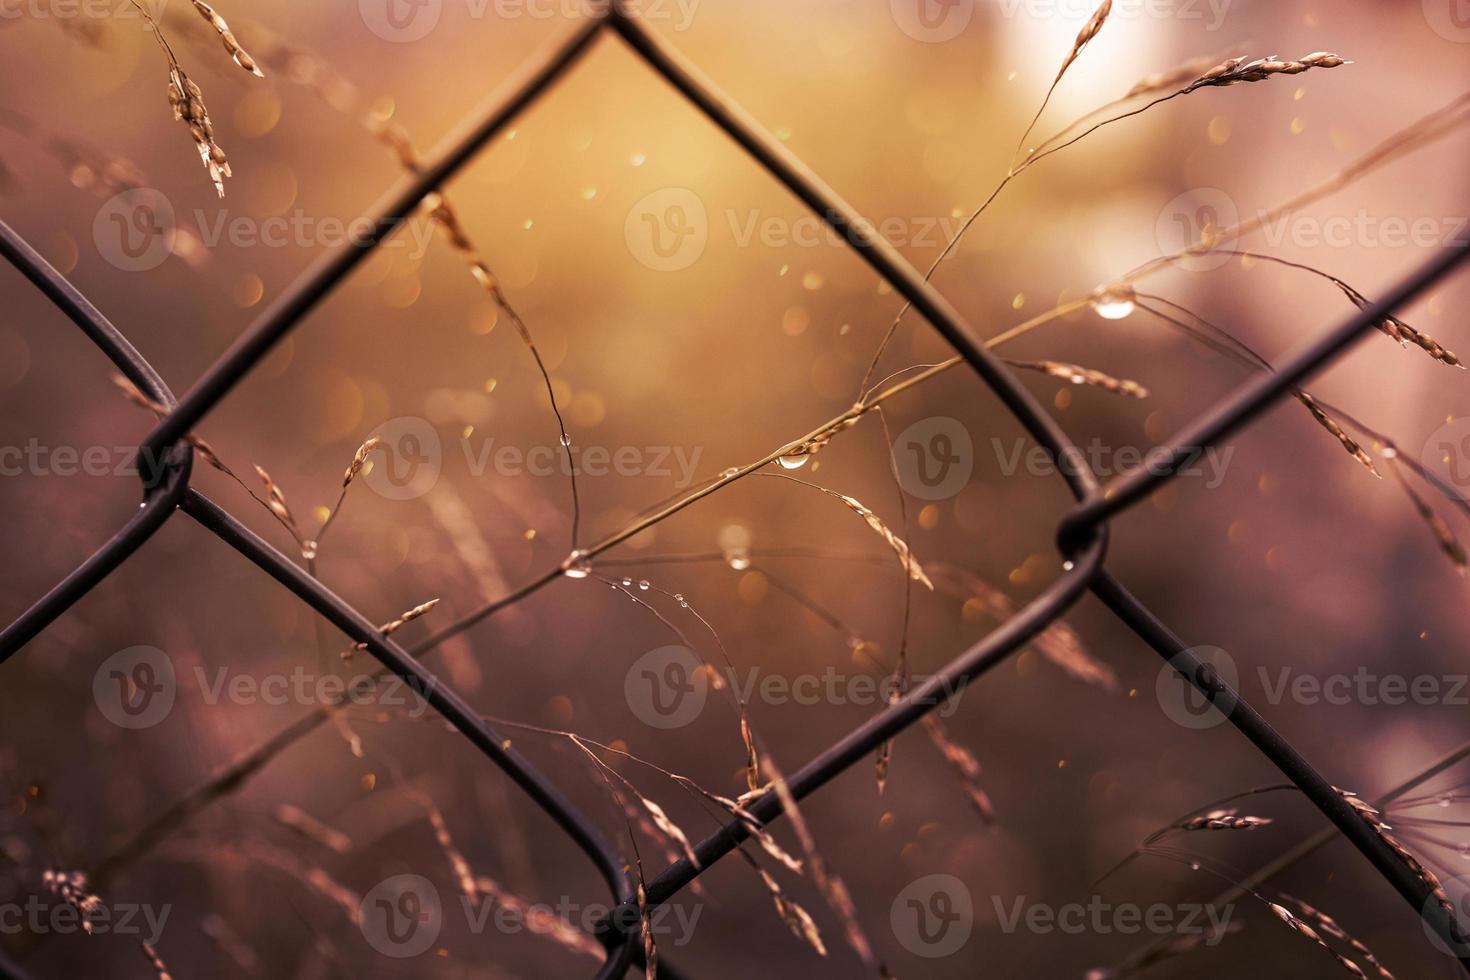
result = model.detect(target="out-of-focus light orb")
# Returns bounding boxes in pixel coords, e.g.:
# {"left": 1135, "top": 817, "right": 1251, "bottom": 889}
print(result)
{"left": 233, "top": 272, "right": 265, "bottom": 308}
{"left": 235, "top": 90, "right": 282, "bottom": 138}
{"left": 0, "top": 329, "right": 31, "bottom": 388}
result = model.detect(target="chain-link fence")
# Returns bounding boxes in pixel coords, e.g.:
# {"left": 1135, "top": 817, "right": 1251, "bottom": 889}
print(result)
{"left": 2, "top": 7, "right": 1468, "bottom": 978}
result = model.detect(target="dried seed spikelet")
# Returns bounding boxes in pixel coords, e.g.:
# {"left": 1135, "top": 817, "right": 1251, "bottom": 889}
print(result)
{"left": 922, "top": 715, "right": 997, "bottom": 826}
{"left": 253, "top": 465, "right": 296, "bottom": 526}
{"left": 424, "top": 800, "right": 480, "bottom": 910}
{"left": 926, "top": 563, "right": 1118, "bottom": 692}
{"left": 474, "top": 875, "right": 603, "bottom": 959}
{"left": 1286, "top": 898, "right": 1395, "bottom": 980}
{"left": 758, "top": 868, "right": 827, "bottom": 957}
{"left": 188, "top": 0, "right": 263, "bottom": 76}
{"left": 711, "top": 794, "right": 804, "bottom": 873}
{"left": 1294, "top": 392, "right": 1379, "bottom": 477}
{"left": 341, "top": 599, "right": 440, "bottom": 661}
{"left": 1012, "top": 360, "right": 1149, "bottom": 398}
{"left": 836, "top": 493, "right": 934, "bottom": 590}
{"left": 764, "top": 754, "right": 885, "bottom": 973}
{"left": 110, "top": 375, "right": 231, "bottom": 475}
{"left": 272, "top": 803, "right": 351, "bottom": 854}
{"left": 168, "top": 66, "right": 231, "bottom": 196}
{"left": 1387, "top": 453, "right": 1468, "bottom": 574}
{"left": 1179, "top": 809, "right": 1272, "bottom": 831}
{"left": 1337, "top": 788, "right": 1456, "bottom": 924}
{"left": 1338, "top": 283, "right": 1461, "bottom": 367}
{"left": 43, "top": 869, "right": 102, "bottom": 931}
{"left": 1268, "top": 903, "right": 1369, "bottom": 978}
{"left": 343, "top": 437, "right": 381, "bottom": 487}
{"left": 1188, "top": 52, "right": 1349, "bottom": 92}
{"left": 637, "top": 877, "right": 658, "bottom": 980}
{"left": 1058, "top": 1, "right": 1113, "bottom": 80}
{"left": 140, "top": 942, "right": 173, "bottom": 980}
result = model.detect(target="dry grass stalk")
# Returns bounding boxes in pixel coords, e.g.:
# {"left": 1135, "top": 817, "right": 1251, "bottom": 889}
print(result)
{"left": 763, "top": 755, "right": 890, "bottom": 976}
{"left": 921, "top": 716, "right": 996, "bottom": 826}
{"left": 757, "top": 867, "right": 827, "bottom": 957}
{"left": 473, "top": 874, "right": 604, "bottom": 959}
{"left": 1085, "top": 921, "right": 1242, "bottom": 980}
{"left": 1178, "top": 809, "right": 1272, "bottom": 832}
{"left": 1337, "top": 282, "right": 1461, "bottom": 368}
{"left": 926, "top": 563, "right": 1118, "bottom": 691}
{"left": 1267, "top": 902, "right": 1372, "bottom": 978}
{"left": 765, "top": 475, "right": 934, "bottom": 590}
{"left": 1013, "top": 1, "right": 1113, "bottom": 166}
{"left": 139, "top": 941, "right": 173, "bottom": 980}
{"left": 1126, "top": 50, "right": 1246, "bottom": 99}
{"left": 422, "top": 798, "right": 481, "bottom": 911}
{"left": 42, "top": 869, "right": 102, "bottom": 930}
{"left": 1386, "top": 454, "right": 1468, "bottom": 574}
{"left": 1185, "top": 52, "right": 1349, "bottom": 92}
{"left": 637, "top": 874, "right": 658, "bottom": 979}
{"left": 252, "top": 464, "right": 298, "bottom": 529}
{"left": 1129, "top": 91, "right": 1470, "bottom": 281}
{"left": 271, "top": 804, "right": 351, "bottom": 854}
{"left": 366, "top": 113, "right": 581, "bottom": 544}
{"left": 167, "top": 66, "right": 230, "bottom": 195}
{"left": 710, "top": 793, "right": 803, "bottom": 873}
{"left": 1008, "top": 360, "right": 1149, "bottom": 398}
{"left": 1283, "top": 897, "right": 1394, "bottom": 980}
{"left": 1293, "top": 392, "right": 1378, "bottom": 477}
{"left": 186, "top": 0, "right": 262, "bottom": 76}
{"left": 306, "top": 435, "right": 386, "bottom": 559}
{"left": 340, "top": 599, "right": 440, "bottom": 661}
{"left": 169, "top": 838, "right": 362, "bottom": 924}
{"left": 1338, "top": 788, "right": 1456, "bottom": 926}
{"left": 112, "top": 374, "right": 232, "bottom": 475}
{"left": 120, "top": 1, "right": 246, "bottom": 195}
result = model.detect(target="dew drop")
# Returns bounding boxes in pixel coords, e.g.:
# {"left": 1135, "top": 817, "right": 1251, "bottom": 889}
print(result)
{"left": 778, "top": 454, "right": 810, "bottom": 470}
{"left": 563, "top": 551, "right": 591, "bottom": 579}
{"left": 1091, "top": 283, "right": 1137, "bottom": 321}
{"left": 722, "top": 467, "right": 740, "bottom": 479}
{"left": 621, "top": 577, "right": 634, "bottom": 588}
{"left": 638, "top": 580, "right": 650, "bottom": 591}
{"left": 675, "top": 593, "right": 688, "bottom": 608}
{"left": 725, "top": 548, "right": 752, "bottom": 572}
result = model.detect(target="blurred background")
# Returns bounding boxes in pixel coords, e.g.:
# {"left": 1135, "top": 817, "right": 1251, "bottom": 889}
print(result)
{"left": 2, "top": 0, "right": 1470, "bottom": 976}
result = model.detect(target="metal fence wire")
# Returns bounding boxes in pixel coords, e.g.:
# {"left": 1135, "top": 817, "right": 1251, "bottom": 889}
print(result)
{"left": 2, "top": 7, "right": 1469, "bottom": 978}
